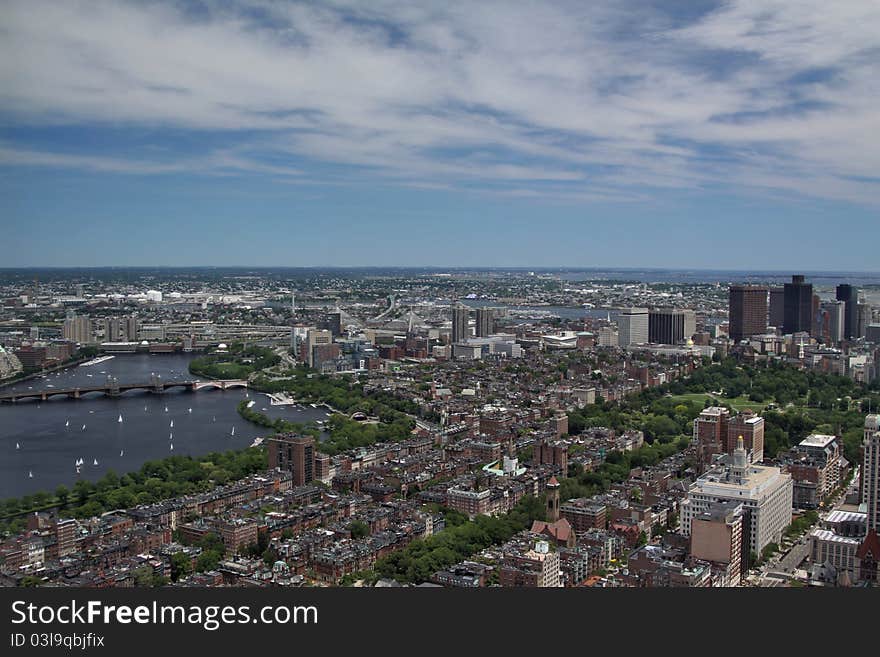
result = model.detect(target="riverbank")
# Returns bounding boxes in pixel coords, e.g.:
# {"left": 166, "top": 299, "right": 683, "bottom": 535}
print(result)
{"left": 0, "top": 356, "right": 92, "bottom": 390}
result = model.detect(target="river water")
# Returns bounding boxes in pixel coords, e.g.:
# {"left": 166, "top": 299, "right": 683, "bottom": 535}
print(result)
{"left": 0, "top": 354, "right": 329, "bottom": 499}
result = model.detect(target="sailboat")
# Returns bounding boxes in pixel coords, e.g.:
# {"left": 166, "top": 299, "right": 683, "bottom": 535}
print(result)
{"left": 164, "top": 406, "right": 168, "bottom": 413}
{"left": 118, "top": 414, "right": 123, "bottom": 423}
{"left": 170, "top": 419, "right": 174, "bottom": 428}
{"left": 28, "top": 471, "right": 33, "bottom": 478}
{"left": 169, "top": 443, "right": 174, "bottom": 451}
{"left": 93, "top": 458, "right": 98, "bottom": 466}
{"left": 120, "top": 450, "right": 124, "bottom": 457}
{"left": 187, "top": 408, "right": 192, "bottom": 414}
{"left": 169, "top": 433, "right": 173, "bottom": 440}
{"left": 212, "top": 416, "right": 216, "bottom": 422}
{"left": 144, "top": 406, "right": 148, "bottom": 412}
{"left": 15, "top": 442, "right": 20, "bottom": 449}
{"left": 65, "top": 419, "right": 69, "bottom": 427}
{"left": 81, "top": 424, "right": 86, "bottom": 431}
{"left": 75, "top": 459, "right": 82, "bottom": 474}
{"left": 231, "top": 426, "right": 235, "bottom": 436}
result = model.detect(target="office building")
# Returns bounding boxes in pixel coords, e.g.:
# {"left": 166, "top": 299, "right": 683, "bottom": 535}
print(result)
{"left": 597, "top": 326, "right": 618, "bottom": 347}
{"left": 864, "top": 415, "right": 880, "bottom": 533}
{"left": 819, "top": 300, "right": 845, "bottom": 345}
{"left": 783, "top": 275, "right": 813, "bottom": 335}
{"left": 694, "top": 407, "right": 730, "bottom": 471}
{"left": 267, "top": 433, "right": 316, "bottom": 486}
{"left": 769, "top": 287, "right": 785, "bottom": 329}
{"left": 727, "top": 409, "right": 764, "bottom": 464}
{"left": 681, "top": 438, "right": 793, "bottom": 555}
{"left": 857, "top": 302, "right": 871, "bottom": 339}
{"left": 648, "top": 308, "right": 696, "bottom": 345}
{"left": 728, "top": 286, "right": 768, "bottom": 343}
{"left": 305, "top": 328, "right": 332, "bottom": 368}
{"left": 836, "top": 284, "right": 860, "bottom": 340}
{"left": 451, "top": 304, "right": 470, "bottom": 344}
{"left": 617, "top": 308, "right": 649, "bottom": 346}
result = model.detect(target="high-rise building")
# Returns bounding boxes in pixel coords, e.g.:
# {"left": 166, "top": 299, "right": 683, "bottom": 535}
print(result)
{"left": 617, "top": 307, "right": 649, "bottom": 346}
{"left": 728, "top": 286, "right": 768, "bottom": 343}
{"left": 597, "top": 326, "right": 618, "bottom": 347}
{"left": 819, "top": 300, "right": 845, "bottom": 344}
{"left": 783, "top": 275, "right": 813, "bottom": 335}
{"left": 694, "top": 407, "right": 730, "bottom": 471}
{"left": 836, "top": 284, "right": 860, "bottom": 340}
{"left": 305, "top": 328, "right": 333, "bottom": 367}
{"left": 451, "top": 304, "right": 469, "bottom": 344}
{"left": 475, "top": 307, "right": 496, "bottom": 337}
{"left": 324, "top": 312, "right": 342, "bottom": 337}
{"left": 769, "top": 287, "right": 785, "bottom": 329}
{"left": 727, "top": 409, "right": 765, "bottom": 463}
{"left": 857, "top": 301, "right": 871, "bottom": 339}
{"left": 62, "top": 313, "right": 92, "bottom": 344}
{"left": 648, "top": 308, "right": 696, "bottom": 344}
{"left": 681, "top": 438, "right": 793, "bottom": 555}
{"left": 864, "top": 415, "right": 880, "bottom": 533}
{"left": 267, "top": 433, "right": 316, "bottom": 486}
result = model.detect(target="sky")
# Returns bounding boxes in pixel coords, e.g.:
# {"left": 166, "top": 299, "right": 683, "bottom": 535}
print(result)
{"left": 1, "top": 0, "right": 879, "bottom": 269}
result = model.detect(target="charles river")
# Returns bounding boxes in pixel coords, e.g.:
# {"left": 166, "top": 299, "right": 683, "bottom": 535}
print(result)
{"left": 0, "top": 354, "right": 330, "bottom": 499}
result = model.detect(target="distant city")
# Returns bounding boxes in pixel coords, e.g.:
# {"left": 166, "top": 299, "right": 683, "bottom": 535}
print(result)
{"left": 0, "top": 267, "right": 879, "bottom": 588}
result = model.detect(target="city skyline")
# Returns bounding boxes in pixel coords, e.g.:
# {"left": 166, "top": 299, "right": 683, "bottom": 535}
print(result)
{"left": 3, "top": 0, "right": 879, "bottom": 268}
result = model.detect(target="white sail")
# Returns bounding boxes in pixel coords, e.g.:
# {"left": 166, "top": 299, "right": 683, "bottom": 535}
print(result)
{"left": 188, "top": 408, "right": 192, "bottom": 413}
{"left": 170, "top": 420, "right": 174, "bottom": 428}
{"left": 120, "top": 450, "right": 124, "bottom": 456}
{"left": 15, "top": 442, "right": 19, "bottom": 449}
{"left": 231, "top": 426, "right": 235, "bottom": 436}
{"left": 164, "top": 406, "right": 168, "bottom": 412}
{"left": 169, "top": 433, "right": 173, "bottom": 440}
{"left": 28, "top": 471, "right": 33, "bottom": 478}
{"left": 93, "top": 458, "right": 98, "bottom": 466}
{"left": 169, "top": 443, "right": 174, "bottom": 451}
{"left": 81, "top": 424, "right": 86, "bottom": 431}
{"left": 65, "top": 419, "right": 69, "bottom": 427}
{"left": 118, "top": 414, "right": 123, "bottom": 423}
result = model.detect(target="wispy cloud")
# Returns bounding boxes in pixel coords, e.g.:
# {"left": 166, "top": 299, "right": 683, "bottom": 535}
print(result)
{"left": 0, "top": 0, "right": 878, "bottom": 205}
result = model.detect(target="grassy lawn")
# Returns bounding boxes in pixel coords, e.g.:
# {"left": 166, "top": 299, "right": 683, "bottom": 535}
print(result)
{"left": 667, "top": 392, "right": 771, "bottom": 412}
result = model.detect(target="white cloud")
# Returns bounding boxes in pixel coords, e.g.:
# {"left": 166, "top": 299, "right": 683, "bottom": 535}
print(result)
{"left": 0, "top": 0, "right": 878, "bottom": 205}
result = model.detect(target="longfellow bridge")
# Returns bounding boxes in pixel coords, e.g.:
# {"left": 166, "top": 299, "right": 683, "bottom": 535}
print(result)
{"left": 0, "top": 376, "right": 248, "bottom": 403}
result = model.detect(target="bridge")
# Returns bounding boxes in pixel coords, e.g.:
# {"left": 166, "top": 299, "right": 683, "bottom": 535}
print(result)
{"left": 0, "top": 376, "right": 248, "bottom": 403}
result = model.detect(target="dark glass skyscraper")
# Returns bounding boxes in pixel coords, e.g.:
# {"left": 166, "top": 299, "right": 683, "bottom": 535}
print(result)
{"left": 452, "top": 304, "right": 469, "bottom": 343}
{"left": 783, "top": 275, "right": 813, "bottom": 335}
{"left": 836, "top": 284, "right": 859, "bottom": 339}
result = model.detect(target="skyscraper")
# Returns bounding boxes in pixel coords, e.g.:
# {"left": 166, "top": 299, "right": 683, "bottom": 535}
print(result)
{"left": 451, "top": 304, "right": 469, "bottom": 343}
{"left": 617, "top": 308, "right": 649, "bottom": 346}
{"left": 836, "top": 284, "right": 860, "bottom": 339}
{"left": 783, "top": 275, "right": 813, "bottom": 335}
{"left": 728, "top": 286, "right": 768, "bottom": 342}
{"left": 769, "top": 287, "right": 785, "bottom": 329}
{"left": 863, "top": 415, "right": 880, "bottom": 533}
{"left": 819, "top": 300, "right": 845, "bottom": 344}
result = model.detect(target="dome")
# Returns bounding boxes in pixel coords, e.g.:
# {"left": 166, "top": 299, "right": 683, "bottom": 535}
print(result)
{"left": 218, "top": 343, "right": 228, "bottom": 349}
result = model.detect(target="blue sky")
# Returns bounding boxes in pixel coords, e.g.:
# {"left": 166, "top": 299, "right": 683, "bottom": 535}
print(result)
{"left": 1, "top": 0, "right": 878, "bottom": 269}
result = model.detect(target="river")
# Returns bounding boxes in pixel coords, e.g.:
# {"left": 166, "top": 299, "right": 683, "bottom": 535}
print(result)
{"left": 0, "top": 353, "right": 329, "bottom": 499}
